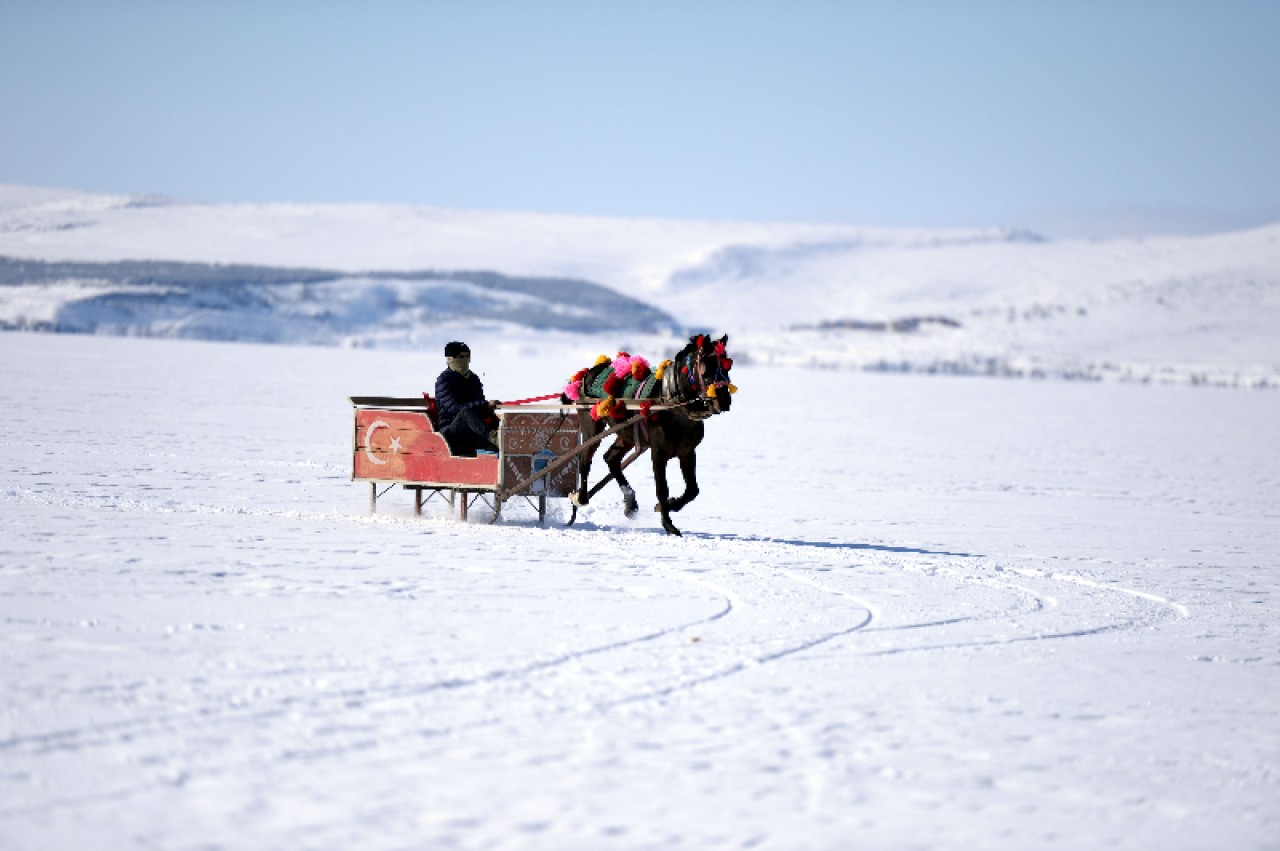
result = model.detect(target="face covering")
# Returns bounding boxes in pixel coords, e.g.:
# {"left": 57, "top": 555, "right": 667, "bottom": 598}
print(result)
{"left": 448, "top": 355, "right": 472, "bottom": 378}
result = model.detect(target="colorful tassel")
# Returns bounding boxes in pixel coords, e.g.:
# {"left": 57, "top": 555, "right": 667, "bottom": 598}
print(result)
{"left": 611, "top": 353, "right": 633, "bottom": 379}
{"left": 592, "top": 397, "right": 615, "bottom": 421}
{"left": 563, "top": 368, "right": 588, "bottom": 401}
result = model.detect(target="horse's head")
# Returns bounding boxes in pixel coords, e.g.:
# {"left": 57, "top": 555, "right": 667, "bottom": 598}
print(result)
{"left": 673, "top": 333, "right": 735, "bottom": 416}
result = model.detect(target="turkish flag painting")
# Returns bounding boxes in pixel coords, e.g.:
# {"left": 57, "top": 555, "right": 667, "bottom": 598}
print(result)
{"left": 352, "top": 409, "right": 498, "bottom": 486}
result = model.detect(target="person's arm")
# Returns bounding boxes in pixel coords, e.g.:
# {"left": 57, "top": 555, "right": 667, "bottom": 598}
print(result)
{"left": 434, "top": 371, "right": 461, "bottom": 424}
{"left": 459, "top": 374, "right": 491, "bottom": 412}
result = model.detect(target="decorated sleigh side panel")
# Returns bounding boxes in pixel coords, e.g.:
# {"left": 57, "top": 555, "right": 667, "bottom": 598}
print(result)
{"left": 352, "top": 402, "right": 499, "bottom": 488}
{"left": 497, "top": 411, "right": 580, "bottom": 499}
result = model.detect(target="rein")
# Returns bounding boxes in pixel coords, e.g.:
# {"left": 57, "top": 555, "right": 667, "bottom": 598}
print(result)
{"left": 499, "top": 392, "right": 562, "bottom": 406}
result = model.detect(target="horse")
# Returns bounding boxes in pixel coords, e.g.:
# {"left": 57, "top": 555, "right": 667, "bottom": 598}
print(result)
{"left": 562, "top": 334, "right": 735, "bottom": 536}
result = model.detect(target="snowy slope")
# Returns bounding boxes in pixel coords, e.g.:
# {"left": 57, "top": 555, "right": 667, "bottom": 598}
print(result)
{"left": 1, "top": 184, "right": 1278, "bottom": 387}
{"left": 1, "top": 332, "right": 1277, "bottom": 849}
{"left": 0, "top": 257, "right": 681, "bottom": 344}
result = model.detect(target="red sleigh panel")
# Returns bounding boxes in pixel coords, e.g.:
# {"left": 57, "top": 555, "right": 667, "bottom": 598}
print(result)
{"left": 352, "top": 408, "right": 499, "bottom": 488}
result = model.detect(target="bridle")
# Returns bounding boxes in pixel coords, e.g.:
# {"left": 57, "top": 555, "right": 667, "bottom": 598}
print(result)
{"left": 667, "top": 345, "right": 731, "bottom": 419}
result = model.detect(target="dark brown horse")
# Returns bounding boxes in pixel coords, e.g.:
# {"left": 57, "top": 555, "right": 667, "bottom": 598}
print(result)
{"left": 567, "top": 334, "right": 734, "bottom": 535}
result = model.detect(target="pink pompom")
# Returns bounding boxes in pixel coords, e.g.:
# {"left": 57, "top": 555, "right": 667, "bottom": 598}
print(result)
{"left": 612, "top": 353, "right": 633, "bottom": 379}
{"left": 564, "top": 381, "right": 581, "bottom": 401}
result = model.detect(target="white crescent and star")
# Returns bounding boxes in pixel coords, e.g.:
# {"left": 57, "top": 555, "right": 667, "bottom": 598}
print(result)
{"left": 363, "top": 420, "right": 404, "bottom": 466}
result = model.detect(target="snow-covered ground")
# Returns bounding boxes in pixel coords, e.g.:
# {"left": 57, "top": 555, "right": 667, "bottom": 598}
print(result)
{"left": 2, "top": 185, "right": 1278, "bottom": 387}
{"left": 2, "top": 331, "right": 1277, "bottom": 849}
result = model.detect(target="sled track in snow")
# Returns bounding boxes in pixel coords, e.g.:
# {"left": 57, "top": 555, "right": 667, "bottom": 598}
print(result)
{"left": 1, "top": 541, "right": 1196, "bottom": 835}
{"left": 1, "top": 489, "right": 1193, "bottom": 825}
{"left": 683, "top": 534, "right": 1190, "bottom": 662}
{"left": 598, "top": 562, "right": 880, "bottom": 709}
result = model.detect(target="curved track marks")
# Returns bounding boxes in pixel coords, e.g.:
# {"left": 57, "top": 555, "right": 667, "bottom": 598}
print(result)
{"left": 0, "top": 516, "right": 1194, "bottom": 839}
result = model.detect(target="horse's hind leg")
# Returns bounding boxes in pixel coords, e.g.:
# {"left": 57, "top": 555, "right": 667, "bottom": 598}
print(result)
{"left": 603, "top": 439, "right": 638, "bottom": 517}
{"left": 652, "top": 451, "right": 681, "bottom": 536}
{"left": 667, "top": 452, "right": 700, "bottom": 513}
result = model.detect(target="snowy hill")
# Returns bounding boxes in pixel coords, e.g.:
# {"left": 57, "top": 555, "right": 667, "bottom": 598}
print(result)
{"left": 0, "top": 257, "right": 680, "bottom": 344}
{"left": 1, "top": 184, "right": 1277, "bottom": 387}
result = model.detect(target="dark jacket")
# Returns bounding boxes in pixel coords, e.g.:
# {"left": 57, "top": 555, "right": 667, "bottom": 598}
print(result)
{"left": 434, "top": 368, "right": 487, "bottom": 429}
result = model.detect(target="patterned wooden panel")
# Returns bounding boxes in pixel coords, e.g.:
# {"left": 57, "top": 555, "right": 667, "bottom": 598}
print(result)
{"left": 500, "top": 412, "right": 579, "bottom": 455}
{"left": 501, "top": 454, "right": 579, "bottom": 498}
{"left": 499, "top": 410, "right": 580, "bottom": 497}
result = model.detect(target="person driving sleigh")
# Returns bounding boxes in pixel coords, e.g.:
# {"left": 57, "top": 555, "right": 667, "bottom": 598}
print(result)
{"left": 434, "top": 341, "right": 500, "bottom": 456}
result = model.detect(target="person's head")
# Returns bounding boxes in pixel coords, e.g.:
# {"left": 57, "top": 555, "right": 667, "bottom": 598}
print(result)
{"left": 444, "top": 341, "right": 472, "bottom": 375}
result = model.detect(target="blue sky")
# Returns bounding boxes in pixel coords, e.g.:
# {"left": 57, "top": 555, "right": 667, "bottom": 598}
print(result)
{"left": 2, "top": 1, "right": 1278, "bottom": 235}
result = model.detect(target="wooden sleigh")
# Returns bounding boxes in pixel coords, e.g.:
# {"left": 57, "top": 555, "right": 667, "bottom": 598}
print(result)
{"left": 351, "top": 397, "right": 582, "bottom": 522}
{"left": 351, "top": 396, "right": 663, "bottom": 525}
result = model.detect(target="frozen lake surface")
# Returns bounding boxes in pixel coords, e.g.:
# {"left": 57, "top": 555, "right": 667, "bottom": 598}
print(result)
{"left": 1, "top": 332, "right": 1277, "bottom": 849}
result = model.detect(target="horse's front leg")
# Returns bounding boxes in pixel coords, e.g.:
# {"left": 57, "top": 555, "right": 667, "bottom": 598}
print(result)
{"left": 571, "top": 413, "right": 599, "bottom": 507}
{"left": 651, "top": 450, "right": 681, "bottom": 536}
{"left": 572, "top": 442, "right": 598, "bottom": 506}
{"left": 604, "top": 440, "right": 638, "bottom": 517}
{"left": 667, "top": 451, "right": 700, "bottom": 513}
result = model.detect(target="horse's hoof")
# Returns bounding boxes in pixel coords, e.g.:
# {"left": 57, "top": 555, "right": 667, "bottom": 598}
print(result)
{"left": 624, "top": 503, "right": 638, "bottom": 519}
{"left": 662, "top": 521, "right": 682, "bottom": 536}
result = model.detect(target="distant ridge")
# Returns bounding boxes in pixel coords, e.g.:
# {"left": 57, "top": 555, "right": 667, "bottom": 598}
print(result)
{"left": 0, "top": 256, "right": 681, "bottom": 344}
